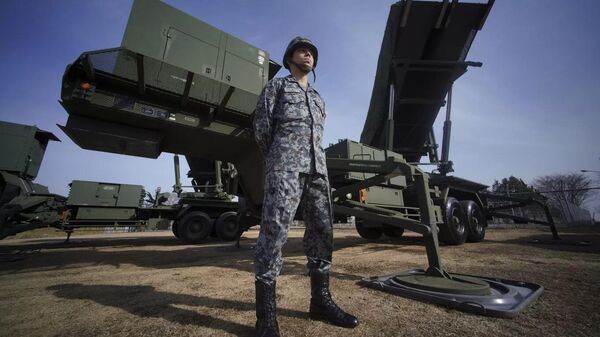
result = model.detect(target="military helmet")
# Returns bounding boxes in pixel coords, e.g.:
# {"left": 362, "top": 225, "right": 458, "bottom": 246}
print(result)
{"left": 283, "top": 36, "right": 318, "bottom": 70}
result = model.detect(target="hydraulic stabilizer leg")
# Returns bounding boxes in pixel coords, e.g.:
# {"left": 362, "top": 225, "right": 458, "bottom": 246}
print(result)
{"left": 359, "top": 168, "right": 544, "bottom": 318}
{"left": 64, "top": 229, "right": 73, "bottom": 243}
{"left": 414, "top": 171, "right": 446, "bottom": 277}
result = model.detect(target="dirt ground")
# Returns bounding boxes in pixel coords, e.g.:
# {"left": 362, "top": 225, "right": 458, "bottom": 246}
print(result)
{"left": 0, "top": 225, "right": 598, "bottom": 337}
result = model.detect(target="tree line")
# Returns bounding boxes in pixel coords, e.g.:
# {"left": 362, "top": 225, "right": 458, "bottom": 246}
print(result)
{"left": 491, "top": 173, "right": 598, "bottom": 208}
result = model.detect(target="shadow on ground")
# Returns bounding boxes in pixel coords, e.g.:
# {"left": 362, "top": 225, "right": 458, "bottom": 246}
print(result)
{"left": 482, "top": 229, "right": 600, "bottom": 255}
{"left": 6, "top": 227, "right": 597, "bottom": 277}
{"left": 47, "top": 283, "right": 309, "bottom": 336}
{"left": 0, "top": 234, "right": 380, "bottom": 280}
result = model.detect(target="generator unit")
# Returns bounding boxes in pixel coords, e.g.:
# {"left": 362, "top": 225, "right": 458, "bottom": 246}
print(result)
{"left": 66, "top": 180, "right": 145, "bottom": 222}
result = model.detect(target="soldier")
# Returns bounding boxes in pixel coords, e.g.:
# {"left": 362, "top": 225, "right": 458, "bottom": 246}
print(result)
{"left": 253, "top": 37, "right": 359, "bottom": 337}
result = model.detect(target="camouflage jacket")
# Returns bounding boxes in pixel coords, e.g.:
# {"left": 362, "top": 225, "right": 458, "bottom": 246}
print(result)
{"left": 253, "top": 75, "right": 327, "bottom": 176}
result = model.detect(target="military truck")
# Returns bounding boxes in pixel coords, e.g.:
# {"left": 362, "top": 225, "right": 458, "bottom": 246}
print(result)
{"left": 329, "top": 0, "right": 559, "bottom": 244}
{"left": 58, "top": 0, "right": 556, "bottom": 246}
{"left": 0, "top": 120, "right": 242, "bottom": 243}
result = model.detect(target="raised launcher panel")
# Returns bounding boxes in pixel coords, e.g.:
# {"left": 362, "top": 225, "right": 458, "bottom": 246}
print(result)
{"left": 59, "top": 0, "right": 279, "bottom": 208}
{"left": 360, "top": 0, "right": 492, "bottom": 163}
{"left": 121, "top": 0, "right": 271, "bottom": 114}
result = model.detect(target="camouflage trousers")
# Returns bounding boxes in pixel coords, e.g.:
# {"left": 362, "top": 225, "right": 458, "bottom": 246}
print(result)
{"left": 254, "top": 170, "right": 334, "bottom": 284}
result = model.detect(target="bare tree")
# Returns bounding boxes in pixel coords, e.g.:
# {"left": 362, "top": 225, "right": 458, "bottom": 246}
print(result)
{"left": 532, "top": 173, "right": 594, "bottom": 207}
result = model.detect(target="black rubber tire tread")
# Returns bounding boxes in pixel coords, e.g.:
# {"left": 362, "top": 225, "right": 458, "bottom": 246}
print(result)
{"left": 383, "top": 226, "right": 404, "bottom": 238}
{"left": 178, "top": 211, "right": 213, "bottom": 243}
{"left": 215, "top": 211, "right": 241, "bottom": 242}
{"left": 356, "top": 219, "right": 383, "bottom": 240}
{"left": 460, "top": 200, "right": 486, "bottom": 242}
{"left": 209, "top": 220, "right": 218, "bottom": 238}
{"left": 439, "top": 197, "right": 468, "bottom": 245}
{"left": 171, "top": 222, "right": 179, "bottom": 238}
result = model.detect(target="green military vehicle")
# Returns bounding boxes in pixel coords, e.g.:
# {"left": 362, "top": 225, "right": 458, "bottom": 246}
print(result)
{"left": 328, "top": 0, "right": 559, "bottom": 244}
{"left": 58, "top": 0, "right": 556, "bottom": 246}
{"left": 0, "top": 120, "right": 241, "bottom": 243}
{"left": 0, "top": 121, "right": 65, "bottom": 238}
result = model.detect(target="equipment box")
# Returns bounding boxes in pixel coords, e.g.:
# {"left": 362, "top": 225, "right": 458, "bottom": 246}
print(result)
{"left": 67, "top": 180, "right": 144, "bottom": 208}
{"left": 325, "top": 139, "right": 407, "bottom": 187}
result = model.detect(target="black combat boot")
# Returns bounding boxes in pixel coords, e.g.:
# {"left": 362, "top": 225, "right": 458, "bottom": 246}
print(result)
{"left": 309, "top": 270, "right": 359, "bottom": 328}
{"left": 255, "top": 280, "right": 281, "bottom": 337}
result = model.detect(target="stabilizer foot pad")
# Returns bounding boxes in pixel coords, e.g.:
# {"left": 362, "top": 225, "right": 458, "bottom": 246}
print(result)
{"left": 359, "top": 269, "right": 543, "bottom": 318}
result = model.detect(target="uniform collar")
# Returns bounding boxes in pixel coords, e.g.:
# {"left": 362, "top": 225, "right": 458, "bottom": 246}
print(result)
{"left": 285, "top": 74, "right": 313, "bottom": 92}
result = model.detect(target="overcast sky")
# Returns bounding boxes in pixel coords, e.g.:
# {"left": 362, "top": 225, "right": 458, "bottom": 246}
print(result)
{"left": 0, "top": 0, "right": 598, "bottom": 211}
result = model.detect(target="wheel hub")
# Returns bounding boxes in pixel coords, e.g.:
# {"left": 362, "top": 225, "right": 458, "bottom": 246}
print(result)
{"left": 190, "top": 222, "right": 202, "bottom": 233}
{"left": 452, "top": 214, "right": 465, "bottom": 234}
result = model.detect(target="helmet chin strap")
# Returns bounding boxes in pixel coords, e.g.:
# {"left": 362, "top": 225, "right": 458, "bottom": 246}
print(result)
{"left": 290, "top": 60, "right": 311, "bottom": 73}
{"left": 289, "top": 59, "right": 316, "bottom": 82}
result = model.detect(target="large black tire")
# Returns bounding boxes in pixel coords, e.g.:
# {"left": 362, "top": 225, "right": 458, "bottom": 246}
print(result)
{"left": 178, "top": 211, "right": 213, "bottom": 243}
{"left": 355, "top": 220, "right": 383, "bottom": 240}
{"left": 209, "top": 219, "right": 218, "bottom": 238}
{"left": 171, "top": 222, "right": 180, "bottom": 238}
{"left": 383, "top": 226, "right": 404, "bottom": 238}
{"left": 439, "top": 197, "right": 468, "bottom": 245}
{"left": 215, "top": 211, "right": 241, "bottom": 242}
{"left": 460, "top": 200, "right": 486, "bottom": 242}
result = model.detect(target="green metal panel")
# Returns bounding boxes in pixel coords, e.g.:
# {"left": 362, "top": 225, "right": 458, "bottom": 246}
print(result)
{"left": 67, "top": 180, "right": 143, "bottom": 208}
{"left": 325, "top": 139, "right": 407, "bottom": 187}
{"left": 97, "top": 184, "right": 120, "bottom": 205}
{"left": 0, "top": 121, "right": 59, "bottom": 179}
{"left": 74, "top": 207, "right": 137, "bottom": 220}
{"left": 68, "top": 181, "right": 110, "bottom": 206}
{"left": 122, "top": 0, "right": 221, "bottom": 70}
{"left": 121, "top": 0, "right": 269, "bottom": 97}
{"left": 364, "top": 186, "right": 404, "bottom": 208}
{"left": 164, "top": 27, "right": 220, "bottom": 78}
{"left": 0, "top": 130, "right": 31, "bottom": 174}
{"left": 189, "top": 72, "right": 219, "bottom": 105}
{"left": 225, "top": 34, "right": 265, "bottom": 67}
{"left": 360, "top": 1, "right": 491, "bottom": 162}
{"left": 58, "top": 115, "right": 163, "bottom": 159}
{"left": 116, "top": 184, "right": 145, "bottom": 208}
{"left": 30, "top": 183, "right": 50, "bottom": 194}
{"left": 223, "top": 52, "right": 264, "bottom": 95}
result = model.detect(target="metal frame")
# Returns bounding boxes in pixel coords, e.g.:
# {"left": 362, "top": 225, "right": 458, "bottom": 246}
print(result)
{"left": 327, "top": 157, "right": 444, "bottom": 274}
{"left": 479, "top": 193, "right": 560, "bottom": 240}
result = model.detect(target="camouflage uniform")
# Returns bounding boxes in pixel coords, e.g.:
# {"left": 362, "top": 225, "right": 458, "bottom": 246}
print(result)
{"left": 253, "top": 75, "right": 333, "bottom": 284}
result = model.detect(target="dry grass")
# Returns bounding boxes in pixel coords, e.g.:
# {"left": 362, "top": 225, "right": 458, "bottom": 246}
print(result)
{"left": 0, "top": 225, "right": 598, "bottom": 337}
{"left": 10, "top": 227, "right": 107, "bottom": 239}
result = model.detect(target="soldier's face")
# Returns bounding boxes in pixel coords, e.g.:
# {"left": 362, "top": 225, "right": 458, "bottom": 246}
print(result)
{"left": 291, "top": 48, "right": 314, "bottom": 73}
